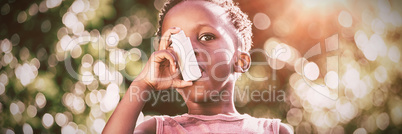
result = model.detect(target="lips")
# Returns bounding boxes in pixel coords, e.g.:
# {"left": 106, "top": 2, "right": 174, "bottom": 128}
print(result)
{"left": 197, "top": 65, "right": 207, "bottom": 80}
{"left": 198, "top": 65, "right": 205, "bottom": 72}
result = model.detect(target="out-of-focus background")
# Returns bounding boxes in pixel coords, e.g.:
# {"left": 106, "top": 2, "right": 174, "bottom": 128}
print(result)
{"left": 0, "top": 0, "right": 401, "bottom": 133}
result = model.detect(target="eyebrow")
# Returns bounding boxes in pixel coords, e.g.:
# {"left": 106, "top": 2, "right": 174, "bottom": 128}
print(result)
{"left": 194, "top": 23, "right": 218, "bottom": 32}
{"left": 196, "top": 23, "right": 214, "bottom": 28}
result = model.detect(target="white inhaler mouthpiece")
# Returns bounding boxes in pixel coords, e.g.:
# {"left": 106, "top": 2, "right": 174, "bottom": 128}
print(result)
{"left": 170, "top": 30, "right": 202, "bottom": 81}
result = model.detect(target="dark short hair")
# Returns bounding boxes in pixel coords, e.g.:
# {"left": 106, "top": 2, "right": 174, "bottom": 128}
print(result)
{"left": 157, "top": 0, "right": 253, "bottom": 52}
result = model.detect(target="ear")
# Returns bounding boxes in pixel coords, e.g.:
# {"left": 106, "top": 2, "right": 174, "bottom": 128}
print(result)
{"left": 234, "top": 52, "right": 251, "bottom": 73}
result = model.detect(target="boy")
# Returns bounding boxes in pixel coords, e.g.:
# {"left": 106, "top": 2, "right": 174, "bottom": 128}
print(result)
{"left": 103, "top": 0, "right": 292, "bottom": 133}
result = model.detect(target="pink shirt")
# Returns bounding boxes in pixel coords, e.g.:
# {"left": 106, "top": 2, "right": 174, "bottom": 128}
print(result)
{"left": 154, "top": 114, "right": 281, "bottom": 134}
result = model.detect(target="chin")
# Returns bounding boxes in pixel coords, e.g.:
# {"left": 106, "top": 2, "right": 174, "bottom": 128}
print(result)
{"left": 179, "top": 82, "right": 225, "bottom": 103}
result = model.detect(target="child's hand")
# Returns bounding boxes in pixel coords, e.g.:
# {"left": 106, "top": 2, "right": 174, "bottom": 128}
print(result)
{"left": 134, "top": 27, "right": 193, "bottom": 91}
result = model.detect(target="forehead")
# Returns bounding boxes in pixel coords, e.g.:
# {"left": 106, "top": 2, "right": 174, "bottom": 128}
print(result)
{"left": 162, "top": 1, "right": 231, "bottom": 31}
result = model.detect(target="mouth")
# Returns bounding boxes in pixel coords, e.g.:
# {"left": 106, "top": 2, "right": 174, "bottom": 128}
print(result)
{"left": 199, "top": 65, "right": 207, "bottom": 74}
{"left": 198, "top": 65, "right": 205, "bottom": 72}
{"left": 196, "top": 65, "right": 207, "bottom": 80}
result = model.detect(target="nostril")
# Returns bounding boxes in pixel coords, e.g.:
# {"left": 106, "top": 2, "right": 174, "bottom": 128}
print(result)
{"left": 193, "top": 48, "right": 200, "bottom": 56}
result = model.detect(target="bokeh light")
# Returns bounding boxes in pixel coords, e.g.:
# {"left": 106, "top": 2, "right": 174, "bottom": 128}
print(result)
{"left": 338, "top": 11, "right": 353, "bottom": 28}
{"left": 303, "top": 62, "right": 320, "bottom": 81}
{"left": 23, "top": 123, "right": 33, "bottom": 134}
{"left": 42, "top": 113, "right": 54, "bottom": 128}
{"left": 324, "top": 71, "right": 339, "bottom": 89}
{"left": 253, "top": 13, "right": 271, "bottom": 30}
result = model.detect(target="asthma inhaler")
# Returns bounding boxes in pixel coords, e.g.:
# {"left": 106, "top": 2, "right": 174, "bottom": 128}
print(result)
{"left": 170, "top": 30, "right": 202, "bottom": 81}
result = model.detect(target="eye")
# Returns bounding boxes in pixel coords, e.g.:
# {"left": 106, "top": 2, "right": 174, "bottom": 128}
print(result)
{"left": 198, "top": 33, "right": 215, "bottom": 42}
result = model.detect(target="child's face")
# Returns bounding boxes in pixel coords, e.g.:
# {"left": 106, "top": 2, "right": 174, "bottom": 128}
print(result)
{"left": 161, "top": 1, "right": 242, "bottom": 101}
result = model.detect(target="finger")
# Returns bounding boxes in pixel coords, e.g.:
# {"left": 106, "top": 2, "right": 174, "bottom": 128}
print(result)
{"left": 160, "top": 28, "right": 181, "bottom": 50}
{"left": 158, "top": 49, "right": 179, "bottom": 73}
{"left": 172, "top": 80, "right": 193, "bottom": 88}
{"left": 154, "top": 50, "right": 177, "bottom": 72}
{"left": 159, "top": 27, "right": 181, "bottom": 50}
{"left": 165, "top": 49, "right": 179, "bottom": 69}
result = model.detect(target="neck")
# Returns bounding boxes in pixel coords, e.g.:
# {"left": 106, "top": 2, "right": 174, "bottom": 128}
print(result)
{"left": 185, "top": 87, "right": 238, "bottom": 115}
{"left": 186, "top": 100, "right": 238, "bottom": 115}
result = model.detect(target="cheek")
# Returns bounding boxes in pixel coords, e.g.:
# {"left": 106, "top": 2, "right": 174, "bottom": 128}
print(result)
{"left": 209, "top": 52, "right": 233, "bottom": 81}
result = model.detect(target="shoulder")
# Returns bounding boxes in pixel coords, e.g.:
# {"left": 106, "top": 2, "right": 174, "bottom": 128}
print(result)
{"left": 134, "top": 117, "right": 156, "bottom": 134}
{"left": 279, "top": 123, "right": 293, "bottom": 134}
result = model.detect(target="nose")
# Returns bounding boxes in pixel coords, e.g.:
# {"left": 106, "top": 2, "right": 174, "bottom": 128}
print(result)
{"left": 189, "top": 37, "right": 200, "bottom": 57}
{"left": 188, "top": 36, "right": 209, "bottom": 64}
{"left": 189, "top": 37, "right": 207, "bottom": 65}
{"left": 194, "top": 48, "right": 200, "bottom": 57}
